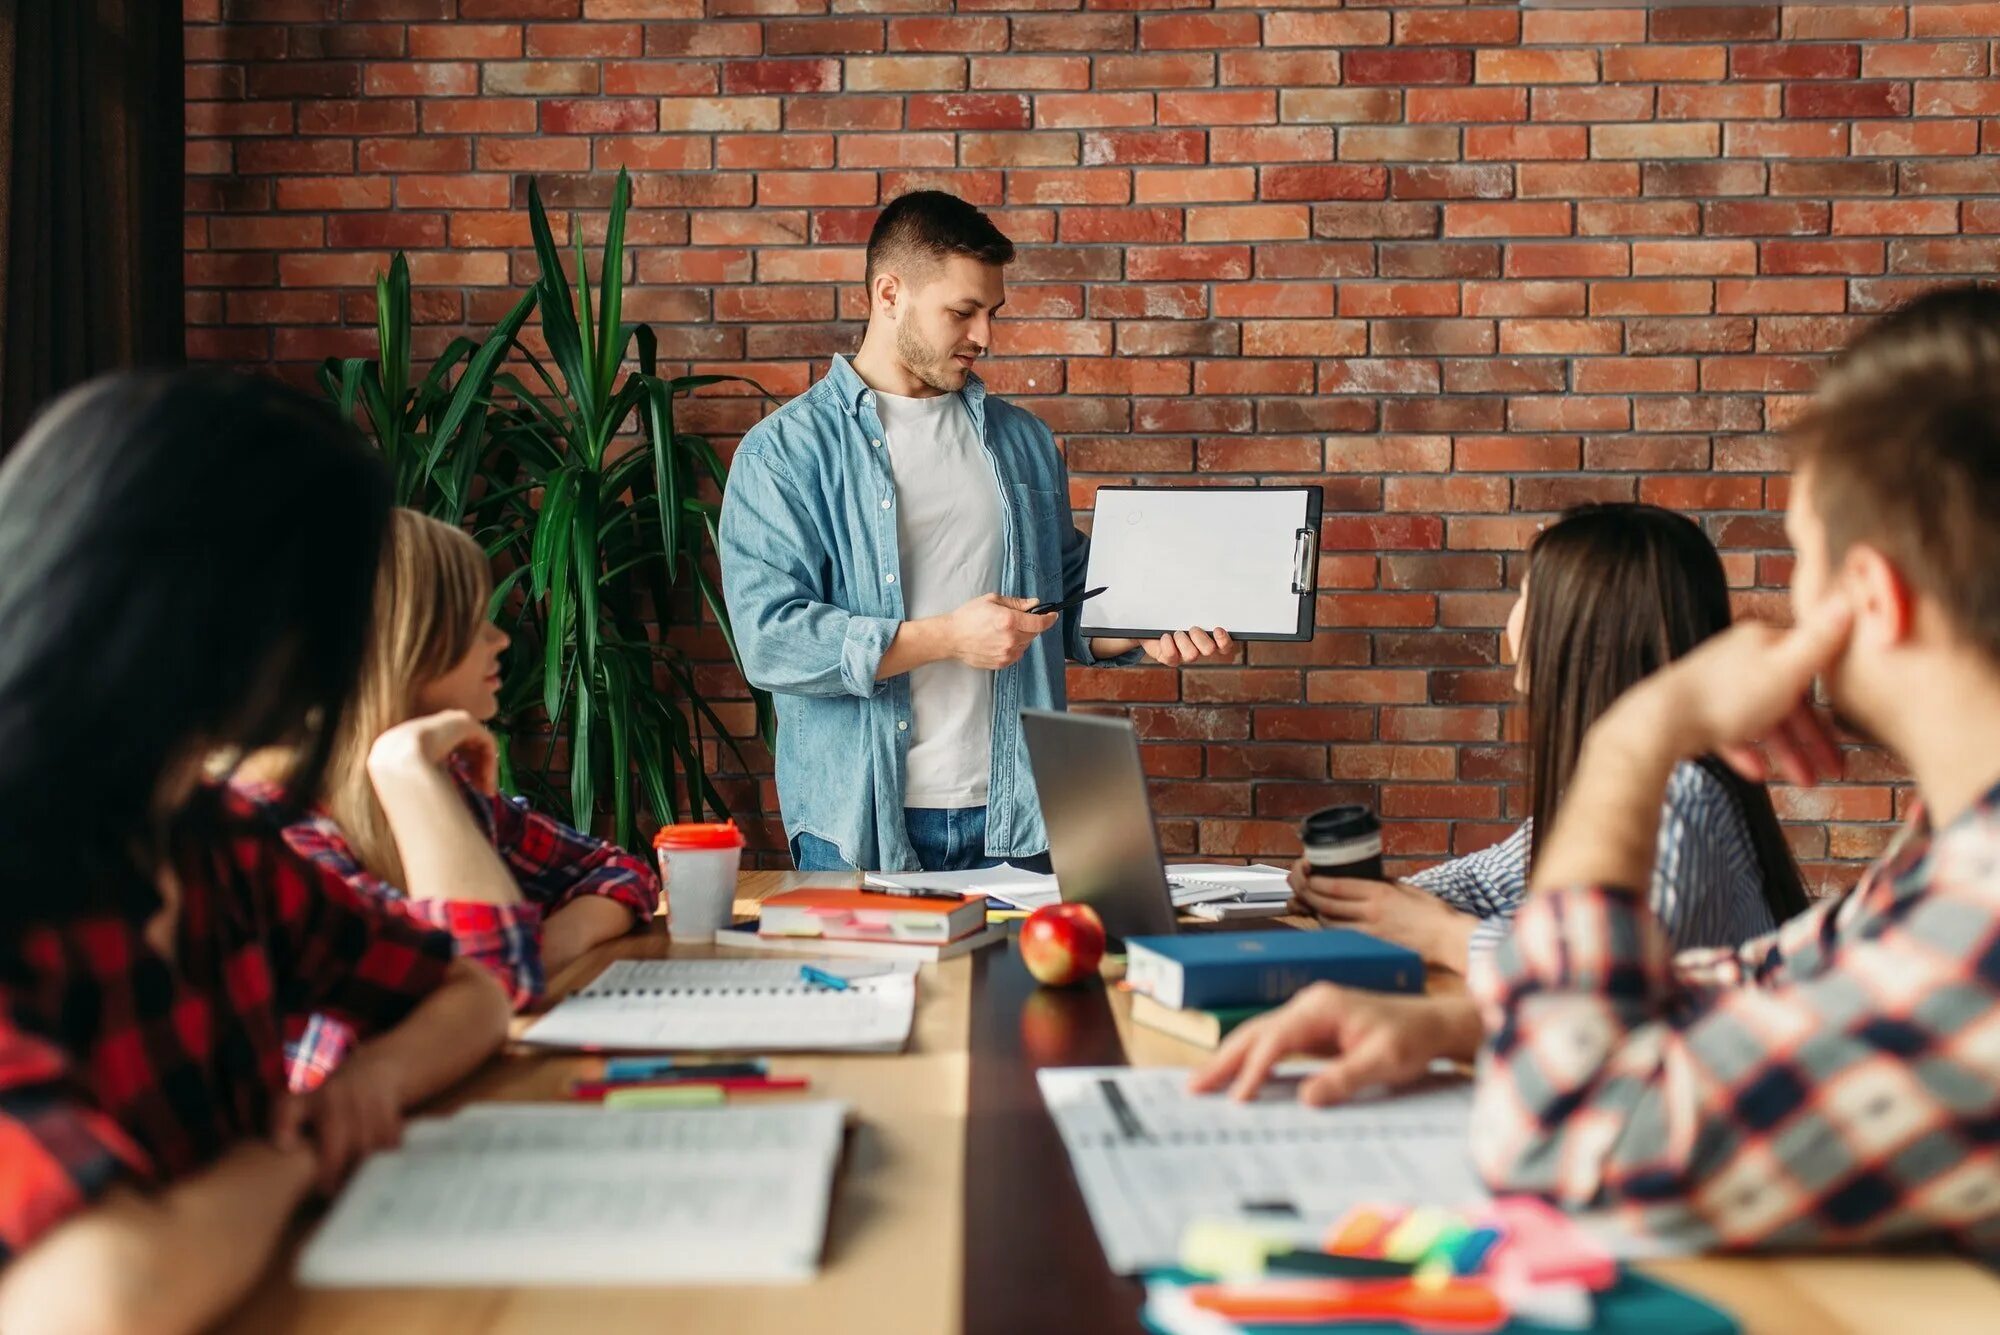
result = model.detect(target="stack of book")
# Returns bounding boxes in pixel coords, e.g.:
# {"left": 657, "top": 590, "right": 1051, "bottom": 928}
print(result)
{"left": 714, "top": 886, "right": 1007, "bottom": 962}
{"left": 1124, "top": 930, "right": 1427, "bottom": 1050}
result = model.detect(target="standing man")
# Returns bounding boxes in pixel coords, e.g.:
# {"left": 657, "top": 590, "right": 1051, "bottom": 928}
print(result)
{"left": 721, "top": 191, "right": 1232, "bottom": 874}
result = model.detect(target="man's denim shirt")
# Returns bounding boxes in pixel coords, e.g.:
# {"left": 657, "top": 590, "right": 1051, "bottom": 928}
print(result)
{"left": 719, "top": 355, "right": 1138, "bottom": 873}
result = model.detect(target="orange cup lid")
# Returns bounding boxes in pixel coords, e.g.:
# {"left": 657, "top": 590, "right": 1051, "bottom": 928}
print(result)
{"left": 652, "top": 821, "right": 744, "bottom": 851}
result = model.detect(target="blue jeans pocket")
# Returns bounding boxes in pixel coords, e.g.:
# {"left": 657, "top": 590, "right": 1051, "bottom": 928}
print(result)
{"left": 789, "top": 831, "right": 852, "bottom": 873}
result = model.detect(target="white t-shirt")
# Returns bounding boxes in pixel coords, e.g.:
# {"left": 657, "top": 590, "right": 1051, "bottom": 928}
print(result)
{"left": 876, "top": 388, "right": 1005, "bottom": 809}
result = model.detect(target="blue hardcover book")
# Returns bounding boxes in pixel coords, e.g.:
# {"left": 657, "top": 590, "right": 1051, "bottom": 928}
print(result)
{"left": 1123, "top": 930, "right": 1423, "bottom": 1011}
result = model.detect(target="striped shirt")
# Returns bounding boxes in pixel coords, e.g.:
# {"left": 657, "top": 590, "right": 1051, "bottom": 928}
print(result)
{"left": 1409, "top": 760, "right": 1779, "bottom": 955}
{"left": 1468, "top": 786, "right": 2000, "bottom": 1252}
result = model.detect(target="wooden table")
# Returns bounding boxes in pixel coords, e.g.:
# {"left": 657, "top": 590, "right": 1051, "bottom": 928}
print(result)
{"left": 226, "top": 871, "right": 2000, "bottom": 1334}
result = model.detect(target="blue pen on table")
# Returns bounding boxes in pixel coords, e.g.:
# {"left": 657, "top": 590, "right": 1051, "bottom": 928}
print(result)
{"left": 798, "top": 964, "right": 851, "bottom": 991}
{"left": 604, "top": 1056, "right": 770, "bottom": 1082}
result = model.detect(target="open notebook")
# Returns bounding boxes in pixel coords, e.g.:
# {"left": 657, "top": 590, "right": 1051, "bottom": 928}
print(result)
{"left": 298, "top": 1101, "right": 848, "bottom": 1286}
{"left": 517, "top": 959, "right": 920, "bottom": 1053}
{"left": 1039, "top": 1067, "right": 1486, "bottom": 1274}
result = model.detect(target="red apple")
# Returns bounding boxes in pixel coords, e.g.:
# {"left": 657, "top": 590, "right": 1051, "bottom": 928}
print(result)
{"left": 1019, "top": 903, "right": 1107, "bottom": 987}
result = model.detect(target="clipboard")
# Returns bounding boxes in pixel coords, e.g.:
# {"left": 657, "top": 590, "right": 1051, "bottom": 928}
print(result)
{"left": 1078, "top": 485, "right": 1323, "bottom": 643}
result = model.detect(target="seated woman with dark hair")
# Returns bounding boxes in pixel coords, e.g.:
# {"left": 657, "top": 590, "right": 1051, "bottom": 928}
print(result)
{"left": 1292, "top": 503, "right": 1810, "bottom": 972}
{"left": 0, "top": 373, "right": 509, "bottom": 1335}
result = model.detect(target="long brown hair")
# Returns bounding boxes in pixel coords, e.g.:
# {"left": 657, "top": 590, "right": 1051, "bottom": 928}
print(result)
{"left": 1521, "top": 503, "right": 1809, "bottom": 923}
{"left": 246, "top": 508, "right": 491, "bottom": 888}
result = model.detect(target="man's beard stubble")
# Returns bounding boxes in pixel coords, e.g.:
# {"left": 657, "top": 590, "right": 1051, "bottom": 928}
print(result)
{"left": 895, "top": 318, "right": 965, "bottom": 394}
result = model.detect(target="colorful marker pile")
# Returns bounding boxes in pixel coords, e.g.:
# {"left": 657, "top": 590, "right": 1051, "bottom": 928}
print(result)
{"left": 1143, "top": 1198, "right": 1736, "bottom": 1334}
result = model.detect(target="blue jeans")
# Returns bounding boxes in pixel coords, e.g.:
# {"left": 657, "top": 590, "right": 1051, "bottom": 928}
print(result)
{"left": 792, "top": 807, "right": 1052, "bottom": 875}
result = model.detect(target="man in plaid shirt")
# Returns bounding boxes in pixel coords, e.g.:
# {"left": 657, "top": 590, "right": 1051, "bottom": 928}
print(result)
{"left": 1198, "top": 283, "right": 2000, "bottom": 1252}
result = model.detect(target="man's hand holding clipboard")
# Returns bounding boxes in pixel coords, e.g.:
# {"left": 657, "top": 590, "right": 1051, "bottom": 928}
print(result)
{"left": 1029, "top": 586, "right": 1236, "bottom": 668}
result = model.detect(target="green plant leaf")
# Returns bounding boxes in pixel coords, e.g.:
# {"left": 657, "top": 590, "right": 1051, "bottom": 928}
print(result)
{"left": 543, "top": 559, "right": 574, "bottom": 724}
{"left": 531, "top": 468, "right": 578, "bottom": 599}
{"left": 488, "top": 374, "right": 569, "bottom": 464}
{"left": 663, "top": 651, "right": 753, "bottom": 774}
{"left": 633, "top": 712, "right": 680, "bottom": 828}
{"left": 380, "top": 254, "right": 411, "bottom": 424}
{"left": 603, "top": 652, "right": 634, "bottom": 845}
{"left": 420, "top": 287, "right": 538, "bottom": 494}
{"left": 412, "top": 337, "right": 475, "bottom": 415}
{"left": 571, "top": 665, "right": 595, "bottom": 837}
{"left": 526, "top": 178, "right": 586, "bottom": 419}
{"left": 319, "top": 357, "right": 370, "bottom": 425}
{"left": 642, "top": 376, "right": 683, "bottom": 579}
{"left": 596, "top": 169, "right": 631, "bottom": 407}
{"left": 513, "top": 347, "right": 576, "bottom": 436}
{"left": 487, "top": 563, "right": 532, "bottom": 620}
{"left": 571, "top": 470, "right": 601, "bottom": 678}
{"left": 573, "top": 226, "right": 598, "bottom": 449}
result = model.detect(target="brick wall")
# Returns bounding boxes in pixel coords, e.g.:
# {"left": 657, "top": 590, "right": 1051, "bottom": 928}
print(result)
{"left": 183, "top": 1, "right": 2000, "bottom": 882}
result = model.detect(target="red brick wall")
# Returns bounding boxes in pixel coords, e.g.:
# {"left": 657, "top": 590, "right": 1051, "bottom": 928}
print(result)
{"left": 184, "top": 1, "right": 2000, "bottom": 882}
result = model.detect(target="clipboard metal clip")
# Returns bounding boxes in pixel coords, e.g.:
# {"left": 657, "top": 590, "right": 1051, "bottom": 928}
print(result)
{"left": 1290, "top": 526, "right": 1319, "bottom": 597}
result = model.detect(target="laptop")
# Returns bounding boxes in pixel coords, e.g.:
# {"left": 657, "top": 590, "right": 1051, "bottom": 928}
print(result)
{"left": 1021, "top": 710, "right": 1293, "bottom": 943}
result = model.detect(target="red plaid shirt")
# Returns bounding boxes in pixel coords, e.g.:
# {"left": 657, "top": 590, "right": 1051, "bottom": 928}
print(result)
{"left": 0, "top": 786, "right": 455, "bottom": 1263}
{"left": 1470, "top": 783, "right": 2000, "bottom": 1252}
{"left": 238, "top": 770, "right": 658, "bottom": 1090}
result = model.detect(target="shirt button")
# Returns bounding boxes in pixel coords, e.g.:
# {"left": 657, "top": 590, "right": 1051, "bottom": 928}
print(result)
{"left": 885, "top": 573, "right": 897, "bottom": 584}
{"left": 897, "top": 721, "right": 909, "bottom": 732}
{"left": 870, "top": 438, "right": 883, "bottom": 448}
{"left": 881, "top": 498, "right": 893, "bottom": 509}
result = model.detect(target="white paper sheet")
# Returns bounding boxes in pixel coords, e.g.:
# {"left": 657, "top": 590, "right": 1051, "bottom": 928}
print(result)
{"left": 517, "top": 959, "right": 919, "bottom": 1053}
{"left": 1083, "top": 488, "right": 1316, "bottom": 639}
{"left": 866, "top": 866, "right": 1063, "bottom": 909}
{"left": 867, "top": 866, "right": 1290, "bottom": 913}
{"left": 1164, "top": 864, "right": 1294, "bottom": 903}
{"left": 298, "top": 1102, "right": 847, "bottom": 1287}
{"left": 1038, "top": 1067, "right": 1487, "bottom": 1274}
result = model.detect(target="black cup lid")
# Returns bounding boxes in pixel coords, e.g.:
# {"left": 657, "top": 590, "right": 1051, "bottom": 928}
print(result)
{"left": 1300, "top": 804, "right": 1379, "bottom": 843}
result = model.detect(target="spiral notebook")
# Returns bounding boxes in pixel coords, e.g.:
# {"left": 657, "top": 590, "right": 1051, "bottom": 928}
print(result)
{"left": 517, "top": 959, "right": 920, "bottom": 1053}
{"left": 1039, "top": 1067, "right": 1485, "bottom": 1274}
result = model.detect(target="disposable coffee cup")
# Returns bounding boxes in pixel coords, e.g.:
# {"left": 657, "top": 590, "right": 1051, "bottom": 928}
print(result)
{"left": 652, "top": 821, "right": 745, "bottom": 942}
{"left": 1299, "top": 805, "right": 1385, "bottom": 883}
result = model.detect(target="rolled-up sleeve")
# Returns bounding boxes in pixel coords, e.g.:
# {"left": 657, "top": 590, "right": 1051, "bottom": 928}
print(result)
{"left": 721, "top": 447, "right": 899, "bottom": 698}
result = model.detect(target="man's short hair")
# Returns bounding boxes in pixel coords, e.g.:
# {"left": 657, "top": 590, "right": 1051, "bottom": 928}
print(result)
{"left": 864, "top": 191, "right": 1015, "bottom": 289}
{"left": 1792, "top": 283, "right": 2000, "bottom": 658}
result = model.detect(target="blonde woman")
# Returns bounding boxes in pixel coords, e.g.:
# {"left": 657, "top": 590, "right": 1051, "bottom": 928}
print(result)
{"left": 239, "top": 510, "right": 658, "bottom": 1089}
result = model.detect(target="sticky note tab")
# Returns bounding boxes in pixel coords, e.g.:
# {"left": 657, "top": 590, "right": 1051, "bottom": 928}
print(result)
{"left": 1326, "top": 1206, "right": 1399, "bottom": 1256}
{"left": 1181, "top": 1220, "right": 1282, "bottom": 1282}
{"left": 1384, "top": 1208, "right": 1453, "bottom": 1262}
{"left": 604, "top": 1084, "right": 727, "bottom": 1109}
{"left": 1450, "top": 1227, "right": 1503, "bottom": 1275}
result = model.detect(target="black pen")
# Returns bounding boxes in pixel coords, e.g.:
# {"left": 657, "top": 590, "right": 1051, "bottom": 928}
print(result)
{"left": 861, "top": 884, "right": 968, "bottom": 903}
{"left": 1030, "top": 586, "right": 1108, "bottom": 617}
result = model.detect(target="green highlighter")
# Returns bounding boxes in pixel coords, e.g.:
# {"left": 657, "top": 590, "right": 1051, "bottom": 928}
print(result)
{"left": 603, "top": 1083, "right": 727, "bottom": 1110}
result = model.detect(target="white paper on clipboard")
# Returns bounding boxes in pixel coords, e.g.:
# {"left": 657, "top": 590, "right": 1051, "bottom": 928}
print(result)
{"left": 1080, "top": 488, "right": 1318, "bottom": 640}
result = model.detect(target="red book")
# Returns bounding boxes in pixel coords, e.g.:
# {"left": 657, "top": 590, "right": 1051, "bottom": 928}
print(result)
{"left": 758, "top": 887, "right": 986, "bottom": 945}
